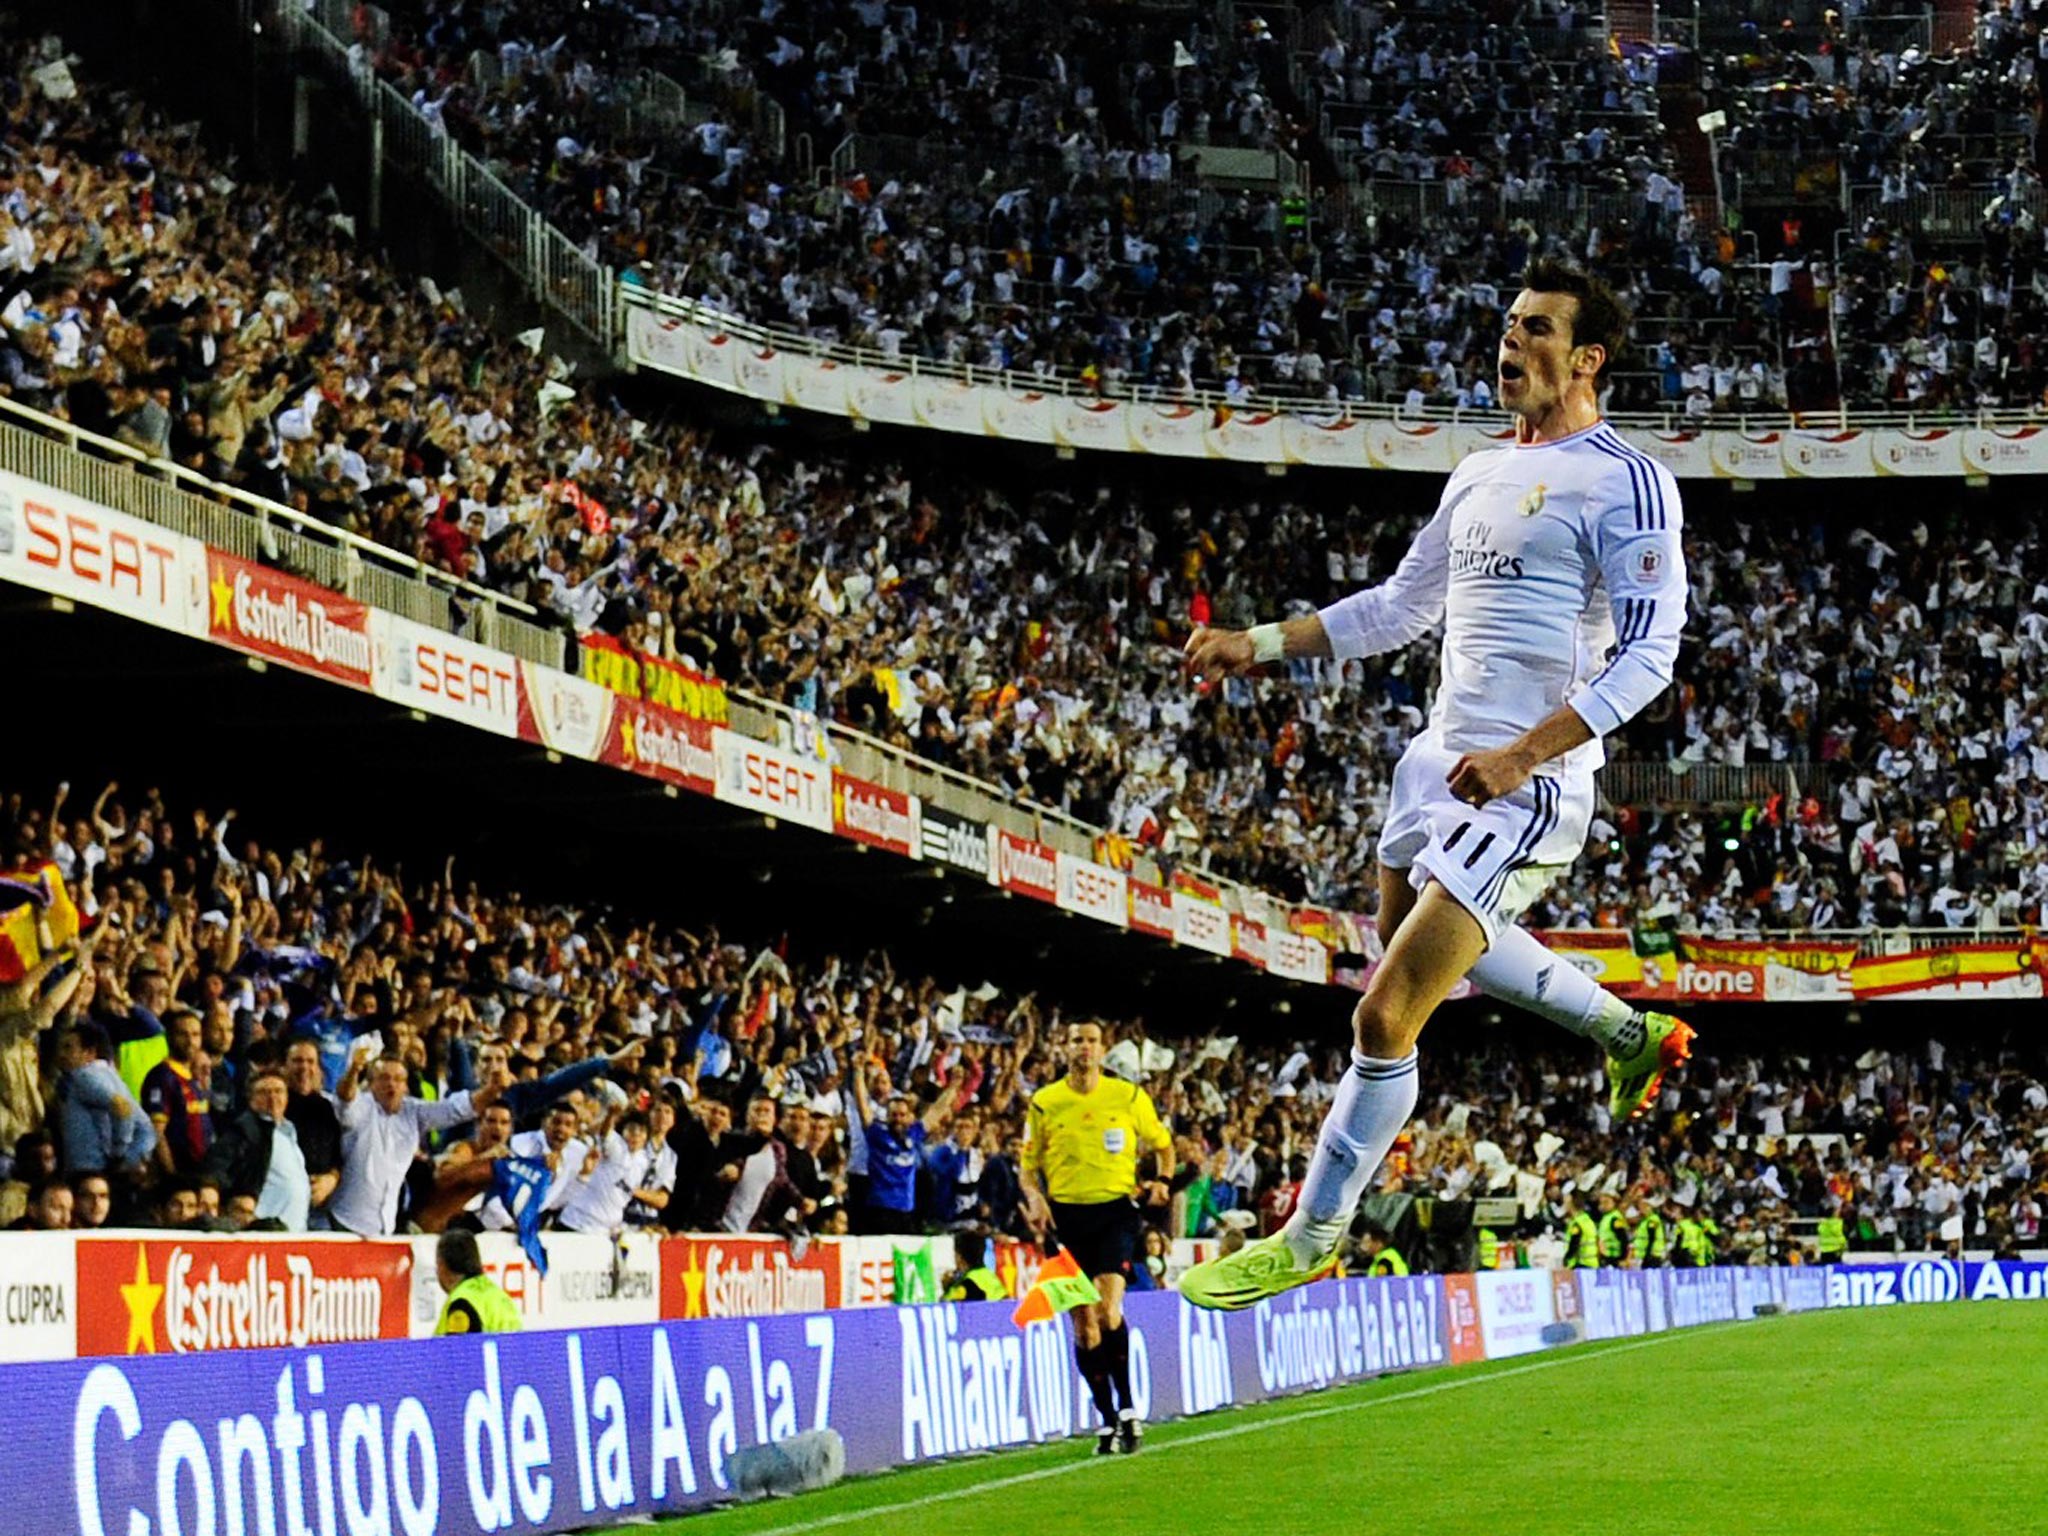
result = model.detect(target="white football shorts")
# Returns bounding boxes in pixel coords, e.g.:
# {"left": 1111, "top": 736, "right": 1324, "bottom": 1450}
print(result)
{"left": 1377, "top": 736, "right": 1593, "bottom": 946}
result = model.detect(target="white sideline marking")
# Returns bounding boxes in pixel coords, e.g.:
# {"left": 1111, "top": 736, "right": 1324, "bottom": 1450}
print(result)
{"left": 735, "top": 1330, "right": 1692, "bottom": 1535}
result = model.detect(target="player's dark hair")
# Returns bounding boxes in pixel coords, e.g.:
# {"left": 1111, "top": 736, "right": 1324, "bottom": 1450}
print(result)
{"left": 1521, "top": 257, "right": 1629, "bottom": 383}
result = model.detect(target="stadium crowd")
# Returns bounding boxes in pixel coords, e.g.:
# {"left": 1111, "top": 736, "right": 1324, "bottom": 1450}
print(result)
{"left": 1695, "top": 0, "right": 2048, "bottom": 412}
{"left": 4, "top": 32, "right": 2047, "bottom": 934}
{"left": 2, "top": 781, "right": 2043, "bottom": 1272}
{"left": 341, "top": 0, "right": 2048, "bottom": 414}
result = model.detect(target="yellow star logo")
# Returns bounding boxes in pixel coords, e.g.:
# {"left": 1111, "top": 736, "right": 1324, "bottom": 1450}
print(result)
{"left": 209, "top": 567, "right": 235, "bottom": 630}
{"left": 120, "top": 1246, "right": 163, "bottom": 1355}
{"left": 619, "top": 715, "right": 637, "bottom": 763}
{"left": 680, "top": 1250, "right": 706, "bottom": 1319}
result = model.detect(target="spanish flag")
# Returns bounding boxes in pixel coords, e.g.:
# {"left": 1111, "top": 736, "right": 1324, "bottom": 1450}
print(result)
{"left": 0, "top": 900, "right": 37, "bottom": 985}
{"left": 1011, "top": 1248, "right": 1102, "bottom": 1327}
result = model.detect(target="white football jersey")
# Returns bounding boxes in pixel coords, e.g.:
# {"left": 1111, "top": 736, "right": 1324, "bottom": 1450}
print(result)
{"left": 1318, "top": 421, "right": 1688, "bottom": 774}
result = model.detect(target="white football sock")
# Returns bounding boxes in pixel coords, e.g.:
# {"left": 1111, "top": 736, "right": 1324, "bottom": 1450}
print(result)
{"left": 1281, "top": 1049, "right": 1418, "bottom": 1267}
{"left": 1468, "top": 925, "right": 1646, "bottom": 1058}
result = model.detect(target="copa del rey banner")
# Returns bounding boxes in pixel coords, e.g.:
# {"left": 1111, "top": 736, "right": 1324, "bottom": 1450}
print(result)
{"left": 624, "top": 304, "right": 2048, "bottom": 479}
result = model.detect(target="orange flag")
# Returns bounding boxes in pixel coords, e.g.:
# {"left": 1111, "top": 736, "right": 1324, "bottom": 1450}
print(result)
{"left": 1011, "top": 1248, "right": 1102, "bottom": 1327}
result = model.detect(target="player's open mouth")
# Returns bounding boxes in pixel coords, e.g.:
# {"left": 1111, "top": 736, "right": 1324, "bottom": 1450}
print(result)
{"left": 1498, "top": 360, "right": 1525, "bottom": 382}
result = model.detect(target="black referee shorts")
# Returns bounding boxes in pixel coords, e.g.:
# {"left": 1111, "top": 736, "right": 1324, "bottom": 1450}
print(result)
{"left": 1049, "top": 1197, "right": 1143, "bottom": 1283}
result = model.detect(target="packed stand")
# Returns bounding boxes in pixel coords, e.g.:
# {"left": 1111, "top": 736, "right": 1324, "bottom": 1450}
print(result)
{"left": 1693, "top": 0, "right": 2048, "bottom": 410}
{"left": 370, "top": 0, "right": 1353, "bottom": 399}
{"left": 3, "top": 781, "right": 2044, "bottom": 1270}
{"left": 3, "top": 35, "right": 2047, "bottom": 927}
{"left": 355, "top": 0, "right": 1785, "bottom": 413}
{"left": 1534, "top": 498, "right": 2048, "bottom": 936}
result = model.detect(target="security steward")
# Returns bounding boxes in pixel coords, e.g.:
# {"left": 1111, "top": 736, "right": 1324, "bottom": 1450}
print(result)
{"left": 942, "top": 1229, "right": 1010, "bottom": 1302}
{"left": 1674, "top": 1204, "right": 1711, "bottom": 1267}
{"left": 1815, "top": 1205, "right": 1848, "bottom": 1264}
{"left": 1359, "top": 1222, "right": 1408, "bottom": 1276}
{"left": 1596, "top": 1192, "right": 1629, "bottom": 1264}
{"left": 434, "top": 1229, "right": 522, "bottom": 1335}
{"left": 1628, "top": 1198, "right": 1668, "bottom": 1268}
{"left": 1476, "top": 1225, "right": 1503, "bottom": 1270}
{"left": 1561, "top": 1193, "right": 1602, "bottom": 1268}
{"left": 1019, "top": 1019, "right": 1174, "bottom": 1456}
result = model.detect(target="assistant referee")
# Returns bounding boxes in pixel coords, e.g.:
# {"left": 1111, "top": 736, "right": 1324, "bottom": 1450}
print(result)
{"left": 1019, "top": 1019, "right": 1175, "bottom": 1455}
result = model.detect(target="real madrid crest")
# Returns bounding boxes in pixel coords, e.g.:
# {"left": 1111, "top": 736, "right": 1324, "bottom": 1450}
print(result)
{"left": 1518, "top": 482, "right": 1547, "bottom": 517}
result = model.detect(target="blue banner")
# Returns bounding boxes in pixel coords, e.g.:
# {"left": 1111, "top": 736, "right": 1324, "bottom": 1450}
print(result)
{"left": 6, "top": 1263, "right": 1980, "bottom": 1536}
{"left": 1821, "top": 1259, "right": 1965, "bottom": 1307}
{"left": 1962, "top": 1260, "right": 2048, "bottom": 1302}
{"left": 16, "top": 1277, "right": 1451, "bottom": 1536}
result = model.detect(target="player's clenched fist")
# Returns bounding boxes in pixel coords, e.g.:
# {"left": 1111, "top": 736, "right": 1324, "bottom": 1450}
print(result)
{"left": 1183, "top": 626, "right": 1257, "bottom": 681}
{"left": 1446, "top": 744, "right": 1535, "bottom": 807}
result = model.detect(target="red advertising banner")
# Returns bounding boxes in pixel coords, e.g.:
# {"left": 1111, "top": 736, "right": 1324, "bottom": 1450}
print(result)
{"left": 605, "top": 695, "right": 716, "bottom": 795}
{"left": 660, "top": 1236, "right": 840, "bottom": 1320}
{"left": 1636, "top": 959, "right": 1768, "bottom": 1004}
{"left": 1129, "top": 878, "right": 1175, "bottom": 938}
{"left": 993, "top": 830, "right": 1058, "bottom": 902}
{"left": 205, "top": 549, "right": 373, "bottom": 686}
{"left": 833, "top": 771, "right": 918, "bottom": 856}
{"left": 75, "top": 1236, "right": 413, "bottom": 1356}
{"left": 1443, "top": 1272, "right": 1486, "bottom": 1365}
{"left": 1550, "top": 1268, "right": 1583, "bottom": 1329}
{"left": 578, "top": 632, "right": 729, "bottom": 724}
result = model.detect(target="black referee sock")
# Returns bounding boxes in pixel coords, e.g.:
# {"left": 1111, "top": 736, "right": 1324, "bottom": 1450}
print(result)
{"left": 1102, "top": 1322, "right": 1134, "bottom": 1413}
{"left": 1075, "top": 1341, "right": 1119, "bottom": 1427}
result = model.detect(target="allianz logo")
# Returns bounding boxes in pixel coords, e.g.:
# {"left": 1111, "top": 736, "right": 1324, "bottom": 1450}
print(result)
{"left": 1824, "top": 1260, "right": 1961, "bottom": 1307}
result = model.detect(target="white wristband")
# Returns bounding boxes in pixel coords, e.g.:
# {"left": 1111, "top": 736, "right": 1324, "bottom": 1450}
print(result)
{"left": 1248, "top": 623, "right": 1286, "bottom": 666}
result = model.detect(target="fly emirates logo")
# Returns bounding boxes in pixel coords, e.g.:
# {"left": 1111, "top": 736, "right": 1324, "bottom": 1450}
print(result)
{"left": 1447, "top": 521, "right": 1526, "bottom": 581}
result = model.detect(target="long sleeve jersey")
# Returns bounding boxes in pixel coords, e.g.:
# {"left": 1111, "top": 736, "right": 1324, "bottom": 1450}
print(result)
{"left": 1317, "top": 420, "right": 1688, "bottom": 774}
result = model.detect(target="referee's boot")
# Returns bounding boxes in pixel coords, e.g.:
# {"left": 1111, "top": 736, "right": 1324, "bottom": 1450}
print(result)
{"left": 1095, "top": 1424, "right": 1119, "bottom": 1456}
{"left": 1115, "top": 1410, "right": 1143, "bottom": 1454}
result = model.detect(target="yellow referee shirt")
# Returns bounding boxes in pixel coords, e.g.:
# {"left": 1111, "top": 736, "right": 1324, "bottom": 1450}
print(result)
{"left": 1023, "top": 1076, "right": 1172, "bottom": 1205}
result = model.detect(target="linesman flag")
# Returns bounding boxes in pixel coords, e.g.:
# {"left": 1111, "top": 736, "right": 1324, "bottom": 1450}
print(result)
{"left": 1010, "top": 1248, "right": 1101, "bottom": 1327}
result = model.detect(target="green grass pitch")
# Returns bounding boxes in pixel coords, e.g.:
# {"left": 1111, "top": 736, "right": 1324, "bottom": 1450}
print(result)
{"left": 634, "top": 1303, "right": 2043, "bottom": 1536}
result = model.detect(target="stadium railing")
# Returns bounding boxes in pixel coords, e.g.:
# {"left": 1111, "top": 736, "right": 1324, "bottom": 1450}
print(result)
{"left": 613, "top": 282, "right": 2048, "bottom": 438}
{"left": 1599, "top": 758, "right": 1825, "bottom": 810}
{"left": 267, "top": 0, "right": 616, "bottom": 345}
{"left": 1846, "top": 183, "right": 2048, "bottom": 238}
{"left": 0, "top": 395, "right": 563, "bottom": 667}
